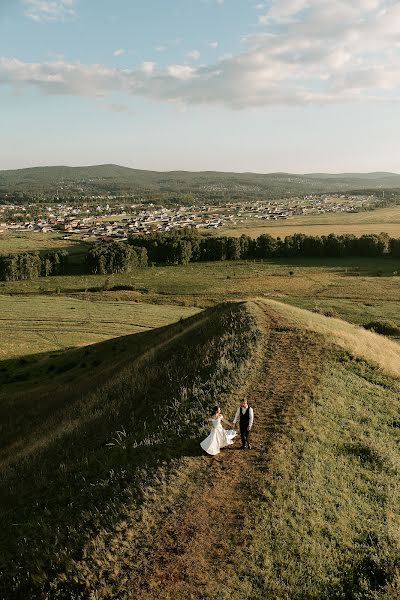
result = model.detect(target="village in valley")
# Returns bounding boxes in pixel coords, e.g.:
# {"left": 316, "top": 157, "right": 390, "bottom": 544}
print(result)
{"left": 0, "top": 193, "right": 381, "bottom": 241}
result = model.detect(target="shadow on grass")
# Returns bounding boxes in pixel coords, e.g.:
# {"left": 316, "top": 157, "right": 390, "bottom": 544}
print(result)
{"left": 331, "top": 548, "right": 399, "bottom": 600}
{"left": 0, "top": 311, "right": 200, "bottom": 452}
{"left": 260, "top": 256, "right": 400, "bottom": 274}
{"left": 0, "top": 301, "right": 258, "bottom": 597}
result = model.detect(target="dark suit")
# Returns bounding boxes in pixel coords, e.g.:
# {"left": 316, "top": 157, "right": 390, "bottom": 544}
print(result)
{"left": 239, "top": 406, "right": 251, "bottom": 448}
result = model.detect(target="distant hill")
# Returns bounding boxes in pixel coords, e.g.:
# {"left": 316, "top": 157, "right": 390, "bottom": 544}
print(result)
{"left": 1, "top": 163, "right": 400, "bottom": 201}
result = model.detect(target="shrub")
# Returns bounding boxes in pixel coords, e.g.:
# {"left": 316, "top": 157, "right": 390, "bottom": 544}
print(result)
{"left": 312, "top": 307, "right": 339, "bottom": 319}
{"left": 364, "top": 320, "right": 400, "bottom": 336}
{"left": 322, "top": 309, "right": 339, "bottom": 318}
{"left": 110, "top": 285, "right": 136, "bottom": 291}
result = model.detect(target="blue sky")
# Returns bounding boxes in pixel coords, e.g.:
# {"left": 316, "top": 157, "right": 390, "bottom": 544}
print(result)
{"left": 1, "top": 0, "right": 400, "bottom": 173}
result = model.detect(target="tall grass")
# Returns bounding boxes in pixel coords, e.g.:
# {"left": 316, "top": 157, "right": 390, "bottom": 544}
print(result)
{"left": 0, "top": 302, "right": 261, "bottom": 599}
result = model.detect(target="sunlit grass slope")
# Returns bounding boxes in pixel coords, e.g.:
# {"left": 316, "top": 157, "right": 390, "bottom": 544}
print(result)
{"left": 0, "top": 295, "right": 200, "bottom": 359}
{"left": 233, "top": 302, "right": 400, "bottom": 599}
{"left": 263, "top": 298, "right": 400, "bottom": 376}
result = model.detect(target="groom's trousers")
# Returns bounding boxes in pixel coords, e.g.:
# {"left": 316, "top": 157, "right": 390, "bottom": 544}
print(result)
{"left": 240, "top": 425, "right": 250, "bottom": 448}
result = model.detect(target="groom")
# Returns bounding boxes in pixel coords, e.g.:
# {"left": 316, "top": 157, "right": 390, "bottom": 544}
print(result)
{"left": 232, "top": 398, "right": 254, "bottom": 449}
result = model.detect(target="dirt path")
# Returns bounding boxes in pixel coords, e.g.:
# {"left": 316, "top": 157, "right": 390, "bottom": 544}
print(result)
{"left": 117, "top": 301, "right": 322, "bottom": 599}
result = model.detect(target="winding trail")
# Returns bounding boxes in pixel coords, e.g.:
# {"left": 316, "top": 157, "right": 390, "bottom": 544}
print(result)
{"left": 116, "top": 300, "right": 322, "bottom": 599}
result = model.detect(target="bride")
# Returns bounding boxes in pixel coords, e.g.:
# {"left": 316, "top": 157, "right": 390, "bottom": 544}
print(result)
{"left": 200, "top": 406, "right": 237, "bottom": 456}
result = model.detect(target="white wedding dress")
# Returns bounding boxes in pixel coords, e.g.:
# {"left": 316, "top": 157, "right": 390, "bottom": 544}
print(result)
{"left": 200, "top": 415, "right": 237, "bottom": 456}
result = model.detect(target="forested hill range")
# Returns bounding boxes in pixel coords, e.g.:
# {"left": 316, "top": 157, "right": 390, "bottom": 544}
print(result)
{"left": 1, "top": 164, "right": 400, "bottom": 202}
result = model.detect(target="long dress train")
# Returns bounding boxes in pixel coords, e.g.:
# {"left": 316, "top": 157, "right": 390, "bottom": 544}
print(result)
{"left": 200, "top": 415, "right": 236, "bottom": 456}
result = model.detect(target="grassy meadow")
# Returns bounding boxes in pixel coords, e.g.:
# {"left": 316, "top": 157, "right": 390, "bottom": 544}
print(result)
{"left": 1, "top": 224, "right": 400, "bottom": 598}
{"left": 2, "top": 300, "right": 400, "bottom": 598}
{"left": 0, "top": 294, "right": 200, "bottom": 360}
{"left": 223, "top": 205, "right": 400, "bottom": 238}
{"left": 1, "top": 256, "right": 398, "bottom": 335}
{"left": 0, "top": 231, "right": 85, "bottom": 255}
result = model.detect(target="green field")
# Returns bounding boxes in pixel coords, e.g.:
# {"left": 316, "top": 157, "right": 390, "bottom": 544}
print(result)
{"left": 0, "top": 230, "right": 400, "bottom": 598}
{"left": 0, "top": 295, "right": 200, "bottom": 360}
{"left": 0, "top": 257, "right": 399, "bottom": 329}
{"left": 0, "top": 230, "right": 87, "bottom": 255}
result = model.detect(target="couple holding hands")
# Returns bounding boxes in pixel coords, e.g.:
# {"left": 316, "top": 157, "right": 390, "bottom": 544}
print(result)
{"left": 200, "top": 398, "right": 254, "bottom": 456}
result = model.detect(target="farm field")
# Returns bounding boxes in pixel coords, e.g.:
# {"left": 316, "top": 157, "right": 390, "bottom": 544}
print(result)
{"left": 223, "top": 205, "right": 400, "bottom": 238}
{"left": 0, "top": 235, "right": 399, "bottom": 387}
{"left": 1, "top": 257, "right": 399, "bottom": 323}
{"left": 0, "top": 231, "right": 86, "bottom": 255}
{"left": 0, "top": 295, "right": 200, "bottom": 360}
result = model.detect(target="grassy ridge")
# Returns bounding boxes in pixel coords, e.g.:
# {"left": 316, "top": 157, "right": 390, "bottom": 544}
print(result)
{"left": 42, "top": 301, "right": 400, "bottom": 600}
{"left": 109, "top": 301, "right": 399, "bottom": 600}
{"left": 1, "top": 300, "right": 400, "bottom": 598}
{"left": 0, "top": 302, "right": 261, "bottom": 598}
{"left": 238, "top": 348, "right": 400, "bottom": 599}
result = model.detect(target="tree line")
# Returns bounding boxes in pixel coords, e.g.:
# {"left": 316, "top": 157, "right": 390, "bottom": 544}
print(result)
{"left": 86, "top": 242, "right": 148, "bottom": 274}
{"left": 0, "top": 243, "right": 148, "bottom": 281}
{"left": 0, "top": 250, "right": 68, "bottom": 281}
{"left": 128, "top": 231, "right": 400, "bottom": 264}
{"left": 1, "top": 232, "right": 399, "bottom": 281}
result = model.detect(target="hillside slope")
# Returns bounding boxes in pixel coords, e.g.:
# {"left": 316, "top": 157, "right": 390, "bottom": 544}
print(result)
{"left": 1, "top": 164, "right": 400, "bottom": 197}
{"left": 1, "top": 301, "right": 400, "bottom": 599}
{"left": 0, "top": 301, "right": 261, "bottom": 598}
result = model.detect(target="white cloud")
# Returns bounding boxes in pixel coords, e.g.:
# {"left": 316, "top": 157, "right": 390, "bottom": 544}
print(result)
{"left": 23, "top": 0, "right": 76, "bottom": 22}
{"left": 113, "top": 48, "right": 125, "bottom": 57}
{"left": 142, "top": 62, "right": 156, "bottom": 75}
{"left": 209, "top": 41, "right": 219, "bottom": 48}
{"left": 166, "top": 65, "right": 196, "bottom": 80}
{"left": 155, "top": 46, "right": 167, "bottom": 53}
{"left": 187, "top": 50, "right": 201, "bottom": 60}
{"left": 4, "top": 1, "right": 400, "bottom": 108}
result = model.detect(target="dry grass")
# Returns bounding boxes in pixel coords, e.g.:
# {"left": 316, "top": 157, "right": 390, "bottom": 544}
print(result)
{"left": 262, "top": 298, "right": 400, "bottom": 376}
{"left": 223, "top": 222, "right": 400, "bottom": 238}
{"left": 222, "top": 205, "right": 400, "bottom": 238}
{"left": 0, "top": 231, "right": 84, "bottom": 254}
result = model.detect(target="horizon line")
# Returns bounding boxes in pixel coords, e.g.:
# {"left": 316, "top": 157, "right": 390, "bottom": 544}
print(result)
{"left": 1, "top": 163, "right": 399, "bottom": 177}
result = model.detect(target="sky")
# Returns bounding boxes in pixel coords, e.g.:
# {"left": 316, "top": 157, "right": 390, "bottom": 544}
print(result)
{"left": 1, "top": 0, "right": 400, "bottom": 173}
